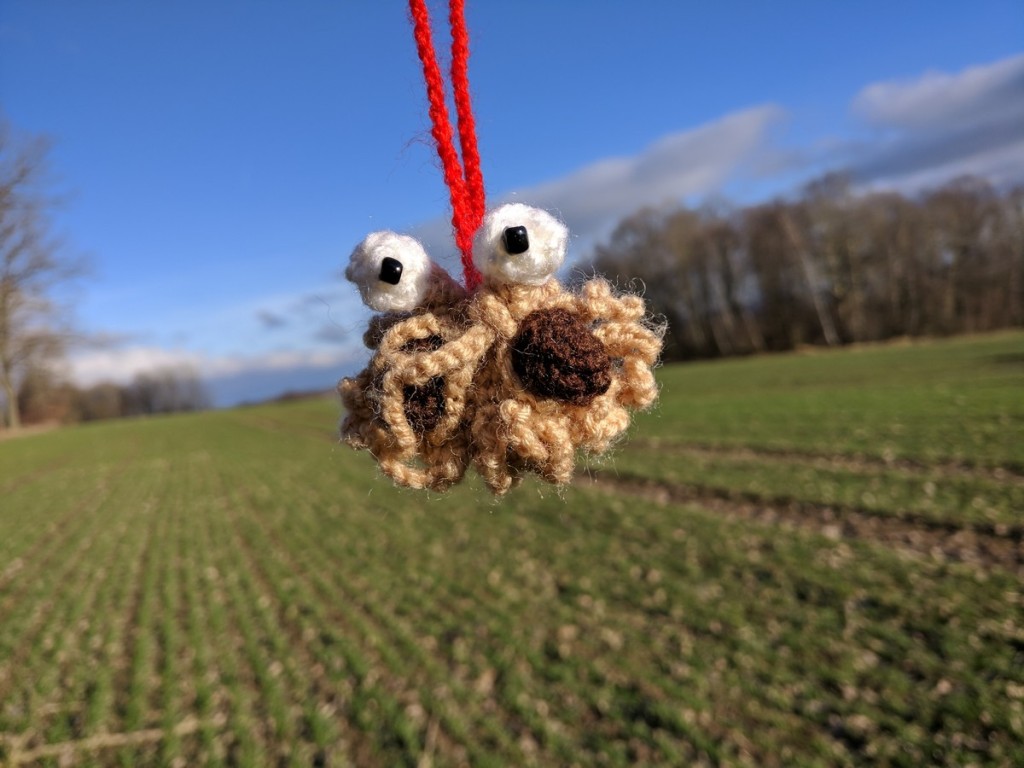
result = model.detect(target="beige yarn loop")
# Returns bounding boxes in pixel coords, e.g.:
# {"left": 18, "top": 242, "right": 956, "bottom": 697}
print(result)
{"left": 339, "top": 275, "right": 664, "bottom": 495}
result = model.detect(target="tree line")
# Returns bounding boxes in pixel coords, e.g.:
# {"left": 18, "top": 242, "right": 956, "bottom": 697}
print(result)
{"left": 592, "top": 174, "right": 1024, "bottom": 360}
{"left": 16, "top": 365, "right": 210, "bottom": 426}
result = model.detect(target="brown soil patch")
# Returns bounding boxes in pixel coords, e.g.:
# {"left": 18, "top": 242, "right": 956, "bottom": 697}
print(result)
{"left": 577, "top": 470, "right": 1024, "bottom": 575}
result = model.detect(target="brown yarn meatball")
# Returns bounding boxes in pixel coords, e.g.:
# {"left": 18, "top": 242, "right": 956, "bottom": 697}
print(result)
{"left": 511, "top": 307, "right": 612, "bottom": 407}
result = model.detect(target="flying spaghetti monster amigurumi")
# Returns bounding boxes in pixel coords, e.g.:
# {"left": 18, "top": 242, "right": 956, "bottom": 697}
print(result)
{"left": 338, "top": 203, "right": 664, "bottom": 495}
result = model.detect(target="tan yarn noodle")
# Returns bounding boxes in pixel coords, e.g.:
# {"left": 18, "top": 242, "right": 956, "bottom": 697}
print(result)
{"left": 339, "top": 274, "right": 664, "bottom": 495}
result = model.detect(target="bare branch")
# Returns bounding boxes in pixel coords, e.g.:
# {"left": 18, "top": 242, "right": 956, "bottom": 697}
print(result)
{"left": 0, "top": 117, "right": 85, "bottom": 429}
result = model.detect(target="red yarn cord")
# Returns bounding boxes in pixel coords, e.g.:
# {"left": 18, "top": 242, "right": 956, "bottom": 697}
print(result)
{"left": 408, "top": 0, "right": 485, "bottom": 290}
{"left": 449, "top": 0, "right": 486, "bottom": 243}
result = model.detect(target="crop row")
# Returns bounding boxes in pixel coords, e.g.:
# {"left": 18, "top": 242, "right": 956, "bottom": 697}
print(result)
{"left": 1, "top": 331, "right": 1021, "bottom": 766}
{"left": 606, "top": 441, "right": 1024, "bottom": 531}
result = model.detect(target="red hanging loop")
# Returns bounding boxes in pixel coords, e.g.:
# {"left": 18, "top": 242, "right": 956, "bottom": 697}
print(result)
{"left": 448, "top": 0, "right": 485, "bottom": 237}
{"left": 408, "top": 0, "right": 485, "bottom": 291}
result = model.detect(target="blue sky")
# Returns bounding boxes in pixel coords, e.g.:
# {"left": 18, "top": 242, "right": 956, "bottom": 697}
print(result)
{"left": 1, "top": 1, "right": 1022, "bottom": 405}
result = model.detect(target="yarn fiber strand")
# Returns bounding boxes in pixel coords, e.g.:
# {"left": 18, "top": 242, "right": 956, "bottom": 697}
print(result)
{"left": 448, "top": 0, "right": 486, "bottom": 250}
{"left": 407, "top": 0, "right": 485, "bottom": 290}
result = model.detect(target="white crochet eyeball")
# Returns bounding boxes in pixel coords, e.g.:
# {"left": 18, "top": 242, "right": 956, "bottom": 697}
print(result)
{"left": 472, "top": 203, "right": 568, "bottom": 286}
{"left": 346, "top": 231, "right": 434, "bottom": 313}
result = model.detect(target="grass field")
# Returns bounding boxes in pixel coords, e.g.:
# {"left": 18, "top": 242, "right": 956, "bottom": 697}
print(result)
{"left": 1, "top": 331, "right": 1022, "bottom": 767}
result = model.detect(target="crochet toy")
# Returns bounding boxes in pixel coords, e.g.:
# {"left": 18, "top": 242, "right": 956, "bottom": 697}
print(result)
{"left": 337, "top": 1, "right": 663, "bottom": 495}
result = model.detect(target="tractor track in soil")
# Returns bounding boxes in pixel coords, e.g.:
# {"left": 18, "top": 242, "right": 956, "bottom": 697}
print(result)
{"left": 577, "top": 470, "right": 1024, "bottom": 575}
{"left": 624, "top": 439, "right": 1024, "bottom": 485}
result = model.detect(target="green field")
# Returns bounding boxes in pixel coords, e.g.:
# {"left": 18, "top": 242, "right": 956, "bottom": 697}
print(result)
{"left": 1, "top": 332, "right": 1022, "bottom": 767}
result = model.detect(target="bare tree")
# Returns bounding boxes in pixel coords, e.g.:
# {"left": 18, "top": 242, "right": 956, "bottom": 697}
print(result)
{"left": 0, "top": 119, "right": 84, "bottom": 429}
{"left": 74, "top": 381, "right": 124, "bottom": 422}
{"left": 698, "top": 205, "right": 764, "bottom": 354}
{"left": 744, "top": 202, "right": 820, "bottom": 350}
{"left": 779, "top": 203, "right": 841, "bottom": 346}
{"left": 122, "top": 366, "right": 211, "bottom": 416}
{"left": 16, "top": 363, "right": 75, "bottom": 425}
{"left": 594, "top": 207, "right": 694, "bottom": 358}
{"left": 1004, "top": 186, "right": 1024, "bottom": 328}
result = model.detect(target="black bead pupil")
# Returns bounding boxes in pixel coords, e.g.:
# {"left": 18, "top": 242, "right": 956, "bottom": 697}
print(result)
{"left": 379, "top": 257, "right": 403, "bottom": 285}
{"left": 502, "top": 226, "right": 530, "bottom": 255}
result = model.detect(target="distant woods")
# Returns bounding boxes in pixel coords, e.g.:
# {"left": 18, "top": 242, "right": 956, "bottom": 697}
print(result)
{"left": 1, "top": 118, "right": 210, "bottom": 429}
{"left": 16, "top": 366, "right": 211, "bottom": 426}
{"left": 593, "top": 174, "right": 1024, "bottom": 361}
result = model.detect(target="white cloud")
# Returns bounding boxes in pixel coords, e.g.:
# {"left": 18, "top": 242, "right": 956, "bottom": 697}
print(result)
{"left": 412, "top": 105, "right": 786, "bottom": 262}
{"left": 66, "top": 346, "right": 204, "bottom": 385}
{"left": 517, "top": 105, "right": 786, "bottom": 239}
{"left": 857, "top": 141, "right": 1024, "bottom": 195}
{"left": 505, "top": 107, "right": 782, "bottom": 243}
{"left": 853, "top": 53, "right": 1024, "bottom": 129}
{"left": 847, "top": 53, "right": 1024, "bottom": 189}
{"left": 65, "top": 345, "right": 359, "bottom": 387}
